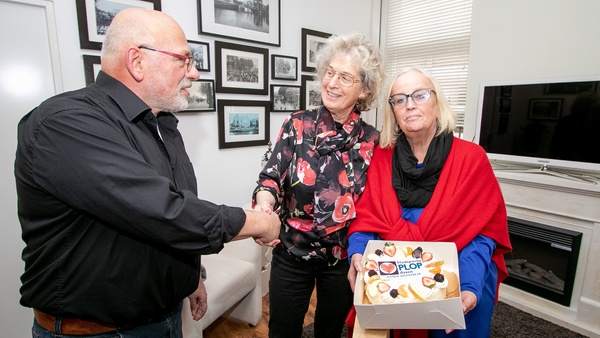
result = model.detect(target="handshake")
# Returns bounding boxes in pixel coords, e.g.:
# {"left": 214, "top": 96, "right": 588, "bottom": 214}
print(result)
{"left": 251, "top": 199, "right": 281, "bottom": 248}
{"left": 235, "top": 193, "right": 281, "bottom": 247}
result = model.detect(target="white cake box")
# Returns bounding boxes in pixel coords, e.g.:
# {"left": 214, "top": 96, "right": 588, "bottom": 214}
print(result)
{"left": 353, "top": 240, "right": 466, "bottom": 330}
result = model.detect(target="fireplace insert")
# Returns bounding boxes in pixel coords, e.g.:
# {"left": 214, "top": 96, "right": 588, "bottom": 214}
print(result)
{"left": 502, "top": 217, "right": 582, "bottom": 306}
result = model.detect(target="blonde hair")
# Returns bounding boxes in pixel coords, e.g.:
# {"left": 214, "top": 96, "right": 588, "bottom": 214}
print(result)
{"left": 314, "top": 33, "right": 384, "bottom": 111}
{"left": 379, "top": 67, "right": 456, "bottom": 148}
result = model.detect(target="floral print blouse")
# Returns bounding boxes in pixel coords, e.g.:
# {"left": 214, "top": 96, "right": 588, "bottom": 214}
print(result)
{"left": 253, "top": 106, "right": 379, "bottom": 265}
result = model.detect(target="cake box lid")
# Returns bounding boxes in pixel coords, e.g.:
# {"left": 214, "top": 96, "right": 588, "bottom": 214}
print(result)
{"left": 353, "top": 240, "right": 466, "bottom": 330}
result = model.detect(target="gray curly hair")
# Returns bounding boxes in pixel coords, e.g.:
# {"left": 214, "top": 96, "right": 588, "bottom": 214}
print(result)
{"left": 314, "top": 33, "right": 384, "bottom": 112}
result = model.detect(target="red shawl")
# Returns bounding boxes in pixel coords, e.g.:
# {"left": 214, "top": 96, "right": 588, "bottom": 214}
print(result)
{"left": 346, "top": 138, "right": 511, "bottom": 338}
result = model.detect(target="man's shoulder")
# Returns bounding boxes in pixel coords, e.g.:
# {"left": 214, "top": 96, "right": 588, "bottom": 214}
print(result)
{"left": 30, "top": 86, "right": 98, "bottom": 117}
{"left": 23, "top": 84, "right": 123, "bottom": 130}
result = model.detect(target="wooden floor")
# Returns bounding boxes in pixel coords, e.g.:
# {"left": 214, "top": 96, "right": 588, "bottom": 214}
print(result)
{"left": 203, "top": 289, "right": 317, "bottom": 338}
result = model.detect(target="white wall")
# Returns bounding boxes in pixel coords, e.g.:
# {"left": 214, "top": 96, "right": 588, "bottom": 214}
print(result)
{"left": 464, "top": 0, "right": 600, "bottom": 142}
{"left": 1, "top": 1, "right": 63, "bottom": 337}
{"left": 1, "top": 0, "right": 379, "bottom": 336}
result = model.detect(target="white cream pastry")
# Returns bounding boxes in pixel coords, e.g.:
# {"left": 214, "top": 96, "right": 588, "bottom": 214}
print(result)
{"left": 362, "top": 242, "right": 453, "bottom": 304}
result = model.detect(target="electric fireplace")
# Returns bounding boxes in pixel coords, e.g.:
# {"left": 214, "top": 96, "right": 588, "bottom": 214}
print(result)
{"left": 503, "top": 217, "right": 582, "bottom": 306}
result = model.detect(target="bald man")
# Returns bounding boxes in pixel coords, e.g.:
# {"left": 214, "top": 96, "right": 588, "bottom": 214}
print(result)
{"left": 15, "top": 8, "right": 279, "bottom": 337}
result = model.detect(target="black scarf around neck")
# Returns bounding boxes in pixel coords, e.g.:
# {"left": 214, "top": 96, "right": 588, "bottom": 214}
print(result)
{"left": 391, "top": 131, "right": 453, "bottom": 208}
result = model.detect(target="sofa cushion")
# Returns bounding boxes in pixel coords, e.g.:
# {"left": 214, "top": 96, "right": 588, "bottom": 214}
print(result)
{"left": 197, "top": 254, "right": 256, "bottom": 330}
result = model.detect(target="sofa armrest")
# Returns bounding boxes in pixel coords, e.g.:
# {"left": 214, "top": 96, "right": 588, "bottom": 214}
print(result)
{"left": 214, "top": 238, "right": 262, "bottom": 325}
{"left": 215, "top": 237, "right": 261, "bottom": 264}
{"left": 182, "top": 237, "right": 263, "bottom": 337}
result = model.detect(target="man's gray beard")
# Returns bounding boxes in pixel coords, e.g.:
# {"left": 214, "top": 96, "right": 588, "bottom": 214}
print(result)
{"left": 160, "top": 79, "right": 191, "bottom": 113}
{"left": 162, "top": 96, "right": 188, "bottom": 113}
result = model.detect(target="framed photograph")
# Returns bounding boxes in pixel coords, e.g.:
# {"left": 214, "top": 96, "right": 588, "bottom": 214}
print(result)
{"left": 528, "top": 98, "right": 563, "bottom": 120}
{"left": 188, "top": 40, "right": 210, "bottom": 72}
{"left": 76, "top": 0, "right": 161, "bottom": 50}
{"left": 271, "top": 54, "right": 298, "bottom": 81}
{"left": 301, "top": 75, "right": 322, "bottom": 110}
{"left": 182, "top": 79, "right": 215, "bottom": 112}
{"left": 218, "top": 100, "right": 270, "bottom": 149}
{"left": 215, "top": 41, "right": 268, "bottom": 95}
{"left": 82, "top": 54, "right": 101, "bottom": 85}
{"left": 301, "top": 28, "right": 332, "bottom": 72}
{"left": 271, "top": 85, "right": 301, "bottom": 112}
{"left": 197, "top": 0, "right": 280, "bottom": 46}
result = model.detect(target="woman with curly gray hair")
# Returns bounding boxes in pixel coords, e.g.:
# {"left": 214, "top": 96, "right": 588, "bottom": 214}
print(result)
{"left": 252, "top": 32, "right": 384, "bottom": 338}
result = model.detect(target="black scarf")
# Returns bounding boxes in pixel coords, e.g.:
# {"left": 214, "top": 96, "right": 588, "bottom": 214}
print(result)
{"left": 391, "top": 131, "right": 453, "bottom": 208}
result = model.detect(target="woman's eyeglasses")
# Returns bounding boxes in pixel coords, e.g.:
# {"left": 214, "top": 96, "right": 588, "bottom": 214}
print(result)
{"left": 388, "top": 88, "right": 436, "bottom": 108}
{"left": 138, "top": 46, "right": 195, "bottom": 72}
{"left": 322, "top": 68, "right": 361, "bottom": 87}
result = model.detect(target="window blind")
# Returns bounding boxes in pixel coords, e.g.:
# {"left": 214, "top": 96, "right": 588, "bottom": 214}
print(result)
{"left": 381, "top": 0, "right": 473, "bottom": 133}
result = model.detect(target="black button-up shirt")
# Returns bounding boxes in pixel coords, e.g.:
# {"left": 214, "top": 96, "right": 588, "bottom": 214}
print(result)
{"left": 15, "top": 71, "right": 245, "bottom": 325}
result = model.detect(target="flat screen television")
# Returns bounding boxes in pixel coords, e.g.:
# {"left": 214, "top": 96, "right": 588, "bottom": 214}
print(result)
{"left": 474, "top": 77, "right": 600, "bottom": 175}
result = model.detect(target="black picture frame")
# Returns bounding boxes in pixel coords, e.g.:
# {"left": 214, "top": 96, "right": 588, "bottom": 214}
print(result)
{"left": 215, "top": 41, "right": 268, "bottom": 95}
{"left": 218, "top": 100, "right": 270, "bottom": 149}
{"left": 82, "top": 54, "right": 101, "bottom": 85}
{"left": 188, "top": 40, "right": 210, "bottom": 72}
{"left": 528, "top": 98, "right": 563, "bottom": 120}
{"left": 301, "top": 28, "right": 332, "bottom": 72}
{"left": 300, "top": 75, "right": 321, "bottom": 110}
{"left": 197, "top": 0, "right": 281, "bottom": 46}
{"left": 271, "top": 54, "right": 298, "bottom": 81}
{"left": 76, "top": 0, "right": 161, "bottom": 50}
{"left": 182, "top": 79, "right": 216, "bottom": 112}
{"left": 271, "top": 84, "right": 301, "bottom": 112}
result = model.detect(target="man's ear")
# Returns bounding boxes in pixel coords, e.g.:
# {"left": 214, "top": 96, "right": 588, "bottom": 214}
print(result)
{"left": 126, "top": 47, "right": 144, "bottom": 82}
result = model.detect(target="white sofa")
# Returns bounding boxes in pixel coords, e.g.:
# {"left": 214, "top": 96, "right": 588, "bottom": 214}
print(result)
{"left": 181, "top": 238, "right": 263, "bottom": 337}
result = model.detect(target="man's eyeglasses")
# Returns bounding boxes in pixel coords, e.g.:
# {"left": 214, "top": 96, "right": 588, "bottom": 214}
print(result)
{"left": 138, "top": 46, "right": 195, "bottom": 72}
{"left": 322, "top": 68, "right": 361, "bottom": 87}
{"left": 388, "top": 88, "right": 436, "bottom": 108}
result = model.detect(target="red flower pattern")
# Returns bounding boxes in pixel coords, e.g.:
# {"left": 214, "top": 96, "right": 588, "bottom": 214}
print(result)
{"left": 287, "top": 218, "right": 314, "bottom": 232}
{"left": 332, "top": 193, "right": 356, "bottom": 223}
{"left": 338, "top": 169, "right": 350, "bottom": 188}
{"left": 296, "top": 158, "right": 316, "bottom": 186}
{"left": 359, "top": 142, "right": 374, "bottom": 166}
{"left": 253, "top": 108, "right": 379, "bottom": 263}
{"left": 331, "top": 245, "right": 347, "bottom": 260}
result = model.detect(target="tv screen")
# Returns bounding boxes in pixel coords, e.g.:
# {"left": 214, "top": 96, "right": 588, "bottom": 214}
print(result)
{"left": 475, "top": 78, "right": 600, "bottom": 173}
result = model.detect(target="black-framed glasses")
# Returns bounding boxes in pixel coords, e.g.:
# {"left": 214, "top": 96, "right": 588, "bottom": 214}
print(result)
{"left": 138, "top": 46, "right": 195, "bottom": 72}
{"left": 388, "top": 88, "right": 436, "bottom": 108}
{"left": 322, "top": 67, "right": 361, "bottom": 87}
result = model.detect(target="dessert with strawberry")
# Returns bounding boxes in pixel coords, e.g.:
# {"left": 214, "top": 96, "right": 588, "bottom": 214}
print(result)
{"left": 362, "top": 242, "right": 459, "bottom": 304}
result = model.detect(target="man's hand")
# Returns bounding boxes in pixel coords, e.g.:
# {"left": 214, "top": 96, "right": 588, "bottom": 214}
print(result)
{"left": 252, "top": 198, "right": 280, "bottom": 247}
{"left": 188, "top": 278, "right": 208, "bottom": 321}
{"left": 251, "top": 210, "right": 280, "bottom": 244}
{"left": 236, "top": 210, "right": 280, "bottom": 244}
{"left": 347, "top": 254, "right": 363, "bottom": 292}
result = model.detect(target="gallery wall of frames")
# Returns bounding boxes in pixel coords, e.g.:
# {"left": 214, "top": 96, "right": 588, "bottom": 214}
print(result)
{"left": 75, "top": 0, "right": 361, "bottom": 149}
